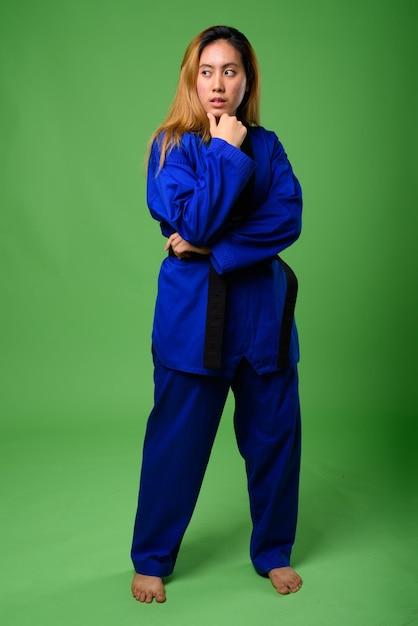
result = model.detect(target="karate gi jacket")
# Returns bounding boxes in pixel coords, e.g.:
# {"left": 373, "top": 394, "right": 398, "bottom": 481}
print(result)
{"left": 146, "top": 126, "right": 303, "bottom": 377}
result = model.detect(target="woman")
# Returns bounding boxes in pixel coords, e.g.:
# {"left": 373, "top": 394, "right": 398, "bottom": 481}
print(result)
{"left": 131, "top": 25, "right": 303, "bottom": 603}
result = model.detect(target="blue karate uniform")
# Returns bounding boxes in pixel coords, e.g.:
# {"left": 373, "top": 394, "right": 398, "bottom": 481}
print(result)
{"left": 131, "top": 126, "right": 303, "bottom": 577}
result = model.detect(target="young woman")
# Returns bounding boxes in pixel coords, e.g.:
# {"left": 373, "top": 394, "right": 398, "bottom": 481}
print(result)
{"left": 131, "top": 25, "right": 303, "bottom": 603}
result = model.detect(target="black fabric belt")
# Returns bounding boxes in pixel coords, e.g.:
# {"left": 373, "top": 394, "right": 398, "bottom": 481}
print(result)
{"left": 203, "top": 263, "right": 227, "bottom": 369}
{"left": 276, "top": 257, "right": 298, "bottom": 369}
{"left": 168, "top": 250, "right": 298, "bottom": 371}
{"left": 202, "top": 257, "right": 298, "bottom": 370}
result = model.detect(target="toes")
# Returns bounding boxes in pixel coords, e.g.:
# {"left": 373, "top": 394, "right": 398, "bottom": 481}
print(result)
{"left": 155, "top": 592, "right": 167, "bottom": 603}
{"left": 131, "top": 585, "right": 152, "bottom": 603}
{"left": 268, "top": 567, "right": 303, "bottom": 595}
{"left": 288, "top": 574, "right": 302, "bottom": 591}
{"left": 131, "top": 574, "right": 166, "bottom": 603}
{"left": 131, "top": 587, "right": 141, "bottom": 601}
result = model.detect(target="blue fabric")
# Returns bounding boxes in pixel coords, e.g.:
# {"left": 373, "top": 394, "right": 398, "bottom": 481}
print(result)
{"left": 147, "top": 126, "right": 303, "bottom": 376}
{"left": 131, "top": 354, "right": 301, "bottom": 577}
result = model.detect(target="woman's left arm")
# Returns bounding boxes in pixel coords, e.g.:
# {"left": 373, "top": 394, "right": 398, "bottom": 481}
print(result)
{"left": 210, "top": 134, "right": 302, "bottom": 274}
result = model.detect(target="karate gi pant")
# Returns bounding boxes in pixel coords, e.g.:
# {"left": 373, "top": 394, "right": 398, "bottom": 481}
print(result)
{"left": 131, "top": 353, "right": 301, "bottom": 578}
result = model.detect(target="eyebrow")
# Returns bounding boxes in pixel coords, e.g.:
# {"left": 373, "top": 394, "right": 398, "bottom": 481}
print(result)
{"left": 199, "top": 62, "right": 240, "bottom": 69}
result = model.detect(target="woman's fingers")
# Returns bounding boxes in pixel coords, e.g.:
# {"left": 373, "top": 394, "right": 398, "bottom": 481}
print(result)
{"left": 207, "top": 113, "right": 247, "bottom": 148}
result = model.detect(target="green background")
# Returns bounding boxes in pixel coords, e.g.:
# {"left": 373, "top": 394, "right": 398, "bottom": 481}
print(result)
{"left": 1, "top": 0, "right": 417, "bottom": 624}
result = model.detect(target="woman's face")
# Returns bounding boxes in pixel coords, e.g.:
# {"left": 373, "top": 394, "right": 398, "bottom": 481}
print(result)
{"left": 196, "top": 39, "right": 247, "bottom": 118}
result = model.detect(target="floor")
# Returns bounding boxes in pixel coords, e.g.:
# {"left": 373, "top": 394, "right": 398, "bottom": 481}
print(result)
{"left": 1, "top": 395, "right": 416, "bottom": 626}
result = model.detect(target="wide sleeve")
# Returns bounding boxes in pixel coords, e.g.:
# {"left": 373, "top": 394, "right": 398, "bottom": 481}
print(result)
{"left": 147, "top": 135, "right": 256, "bottom": 247}
{"left": 210, "top": 132, "right": 302, "bottom": 274}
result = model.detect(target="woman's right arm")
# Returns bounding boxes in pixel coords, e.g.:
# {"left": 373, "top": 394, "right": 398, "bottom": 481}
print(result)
{"left": 147, "top": 128, "right": 255, "bottom": 247}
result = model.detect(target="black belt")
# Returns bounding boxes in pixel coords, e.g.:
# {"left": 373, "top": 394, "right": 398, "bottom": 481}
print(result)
{"left": 167, "top": 248, "right": 226, "bottom": 368}
{"left": 203, "top": 263, "right": 227, "bottom": 369}
{"left": 202, "top": 258, "right": 298, "bottom": 370}
{"left": 276, "top": 257, "right": 298, "bottom": 369}
{"left": 168, "top": 249, "right": 297, "bottom": 370}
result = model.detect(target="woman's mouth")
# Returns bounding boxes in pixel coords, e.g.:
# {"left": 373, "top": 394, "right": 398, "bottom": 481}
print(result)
{"left": 210, "top": 98, "right": 226, "bottom": 108}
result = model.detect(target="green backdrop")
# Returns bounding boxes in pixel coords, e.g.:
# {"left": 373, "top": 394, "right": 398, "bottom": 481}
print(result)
{"left": 1, "top": 1, "right": 417, "bottom": 624}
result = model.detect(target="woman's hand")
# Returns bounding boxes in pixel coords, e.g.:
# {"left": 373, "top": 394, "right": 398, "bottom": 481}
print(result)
{"left": 207, "top": 112, "right": 247, "bottom": 149}
{"left": 164, "top": 232, "right": 211, "bottom": 259}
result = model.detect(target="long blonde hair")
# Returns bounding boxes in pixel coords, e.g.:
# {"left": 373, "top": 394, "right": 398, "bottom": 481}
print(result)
{"left": 148, "top": 26, "right": 261, "bottom": 169}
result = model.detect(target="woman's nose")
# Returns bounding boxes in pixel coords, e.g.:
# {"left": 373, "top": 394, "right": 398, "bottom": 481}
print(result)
{"left": 212, "top": 72, "right": 224, "bottom": 91}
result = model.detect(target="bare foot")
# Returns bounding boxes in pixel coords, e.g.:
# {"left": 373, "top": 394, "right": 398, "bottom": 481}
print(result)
{"left": 268, "top": 567, "right": 302, "bottom": 595}
{"left": 131, "top": 573, "right": 166, "bottom": 603}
